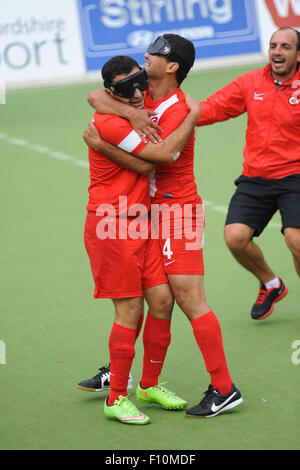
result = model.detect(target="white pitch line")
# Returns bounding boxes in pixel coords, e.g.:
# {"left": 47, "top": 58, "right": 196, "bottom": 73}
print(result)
{"left": 203, "top": 199, "right": 281, "bottom": 229}
{"left": 0, "top": 133, "right": 281, "bottom": 228}
{"left": 0, "top": 132, "right": 89, "bottom": 168}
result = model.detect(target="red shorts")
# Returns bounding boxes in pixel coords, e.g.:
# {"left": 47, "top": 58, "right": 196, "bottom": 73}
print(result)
{"left": 151, "top": 198, "right": 205, "bottom": 275}
{"left": 84, "top": 213, "right": 167, "bottom": 299}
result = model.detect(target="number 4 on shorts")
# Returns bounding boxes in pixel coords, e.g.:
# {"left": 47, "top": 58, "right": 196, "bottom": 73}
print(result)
{"left": 163, "top": 238, "right": 173, "bottom": 260}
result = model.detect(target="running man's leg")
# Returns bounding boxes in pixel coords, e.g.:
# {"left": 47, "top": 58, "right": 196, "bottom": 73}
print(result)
{"left": 224, "top": 223, "right": 276, "bottom": 284}
{"left": 168, "top": 274, "right": 232, "bottom": 395}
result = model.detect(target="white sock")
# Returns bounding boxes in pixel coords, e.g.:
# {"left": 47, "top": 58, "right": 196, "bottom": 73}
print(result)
{"left": 265, "top": 277, "right": 280, "bottom": 290}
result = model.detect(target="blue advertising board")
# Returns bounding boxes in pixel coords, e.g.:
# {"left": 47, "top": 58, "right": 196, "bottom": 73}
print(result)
{"left": 77, "top": 0, "right": 261, "bottom": 71}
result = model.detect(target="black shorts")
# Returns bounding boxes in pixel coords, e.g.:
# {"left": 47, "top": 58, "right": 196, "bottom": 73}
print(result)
{"left": 225, "top": 174, "right": 300, "bottom": 237}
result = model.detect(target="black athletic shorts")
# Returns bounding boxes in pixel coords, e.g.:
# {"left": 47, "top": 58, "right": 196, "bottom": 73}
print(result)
{"left": 225, "top": 174, "right": 300, "bottom": 237}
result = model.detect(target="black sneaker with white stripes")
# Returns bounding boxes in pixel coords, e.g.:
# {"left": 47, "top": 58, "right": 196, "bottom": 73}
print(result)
{"left": 77, "top": 363, "right": 133, "bottom": 393}
{"left": 186, "top": 383, "right": 243, "bottom": 418}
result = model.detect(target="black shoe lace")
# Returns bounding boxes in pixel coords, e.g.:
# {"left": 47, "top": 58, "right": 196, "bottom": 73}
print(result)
{"left": 203, "top": 385, "right": 214, "bottom": 398}
{"left": 94, "top": 363, "right": 110, "bottom": 378}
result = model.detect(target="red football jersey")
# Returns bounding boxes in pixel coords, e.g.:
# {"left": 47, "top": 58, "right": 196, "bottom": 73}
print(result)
{"left": 143, "top": 87, "right": 199, "bottom": 204}
{"left": 87, "top": 112, "right": 150, "bottom": 215}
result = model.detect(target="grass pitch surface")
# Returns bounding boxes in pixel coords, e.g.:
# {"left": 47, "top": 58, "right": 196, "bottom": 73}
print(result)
{"left": 1, "top": 64, "right": 299, "bottom": 450}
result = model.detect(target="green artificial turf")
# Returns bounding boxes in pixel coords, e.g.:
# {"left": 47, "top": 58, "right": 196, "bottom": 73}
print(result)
{"left": 0, "top": 64, "right": 299, "bottom": 450}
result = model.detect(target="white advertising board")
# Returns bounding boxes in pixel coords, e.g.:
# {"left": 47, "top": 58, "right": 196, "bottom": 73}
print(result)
{"left": 255, "top": 0, "right": 300, "bottom": 56}
{"left": 0, "top": 0, "right": 86, "bottom": 88}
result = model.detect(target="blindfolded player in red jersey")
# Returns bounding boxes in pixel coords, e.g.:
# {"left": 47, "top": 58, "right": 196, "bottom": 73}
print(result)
{"left": 82, "top": 34, "right": 243, "bottom": 419}
{"left": 78, "top": 53, "right": 202, "bottom": 425}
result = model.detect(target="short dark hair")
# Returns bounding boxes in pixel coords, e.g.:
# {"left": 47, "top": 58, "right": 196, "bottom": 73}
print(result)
{"left": 276, "top": 27, "right": 300, "bottom": 51}
{"left": 102, "top": 56, "right": 140, "bottom": 87}
{"left": 296, "top": 29, "right": 300, "bottom": 51}
{"left": 162, "top": 34, "right": 195, "bottom": 85}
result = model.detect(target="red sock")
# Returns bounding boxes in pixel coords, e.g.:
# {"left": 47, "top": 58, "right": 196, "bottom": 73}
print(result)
{"left": 140, "top": 313, "right": 171, "bottom": 390}
{"left": 191, "top": 311, "right": 232, "bottom": 395}
{"left": 108, "top": 322, "right": 136, "bottom": 406}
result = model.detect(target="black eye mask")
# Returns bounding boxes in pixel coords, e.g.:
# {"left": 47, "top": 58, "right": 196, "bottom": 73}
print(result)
{"left": 107, "top": 68, "right": 148, "bottom": 99}
{"left": 147, "top": 36, "right": 190, "bottom": 78}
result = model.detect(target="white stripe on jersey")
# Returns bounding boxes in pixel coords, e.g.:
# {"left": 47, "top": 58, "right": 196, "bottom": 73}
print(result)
{"left": 150, "top": 93, "right": 180, "bottom": 197}
{"left": 152, "top": 94, "right": 179, "bottom": 121}
{"left": 118, "top": 130, "right": 142, "bottom": 153}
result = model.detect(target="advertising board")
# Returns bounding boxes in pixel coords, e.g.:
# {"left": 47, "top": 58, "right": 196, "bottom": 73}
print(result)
{"left": 0, "top": 0, "right": 85, "bottom": 87}
{"left": 77, "top": 0, "right": 262, "bottom": 71}
{"left": 255, "top": 0, "right": 300, "bottom": 55}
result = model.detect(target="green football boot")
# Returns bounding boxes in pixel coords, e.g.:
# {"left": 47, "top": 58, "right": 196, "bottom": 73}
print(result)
{"left": 136, "top": 382, "right": 187, "bottom": 410}
{"left": 104, "top": 395, "right": 151, "bottom": 425}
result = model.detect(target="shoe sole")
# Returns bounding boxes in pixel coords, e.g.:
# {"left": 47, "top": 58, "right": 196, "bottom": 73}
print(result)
{"left": 77, "top": 383, "right": 133, "bottom": 393}
{"left": 186, "top": 397, "right": 243, "bottom": 418}
{"left": 105, "top": 414, "right": 151, "bottom": 425}
{"left": 136, "top": 396, "right": 187, "bottom": 410}
{"left": 252, "top": 286, "right": 288, "bottom": 320}
{"left": 104, "top": 408, "right": 151, "bottom": 425}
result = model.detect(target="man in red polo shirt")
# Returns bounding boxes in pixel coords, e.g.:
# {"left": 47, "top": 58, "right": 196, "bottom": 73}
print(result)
{"left": 196, "top": 27, "right": 300, "bottom": 320}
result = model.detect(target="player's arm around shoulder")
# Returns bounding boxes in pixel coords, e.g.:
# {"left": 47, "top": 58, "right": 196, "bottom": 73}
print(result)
{"left": 83, "top": 115, "right": 156, "bottom": 175}
{"left": 87, "top": 87, "right": 162, "bottom": 144}
{"left": 137, "top": 95, "right": 200, "bottom": 164}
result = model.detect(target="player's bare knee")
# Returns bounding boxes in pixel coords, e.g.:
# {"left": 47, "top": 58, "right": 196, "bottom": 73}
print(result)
{"left": 113, "top": 297, "right": 143, "bottom": 328}
{"left": 153, "top": 290, "right": 174, "bottom": 319}
{"left": 160, "top": 293, "right": 174, "bottom": 318}
{"left": 173, "top": 288, "right": 206, "bottom": 317}
{"left": 284, "top": 228, "right": 300, "bottom": 257}
{"left": 145, "top": 284, "right": 174, "bottom": 319}
{"left": 173, "top": 287, "right": 189, "bottom": 308}
{"left": 224, "top": 225, "right": 250, "bottom": 252}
